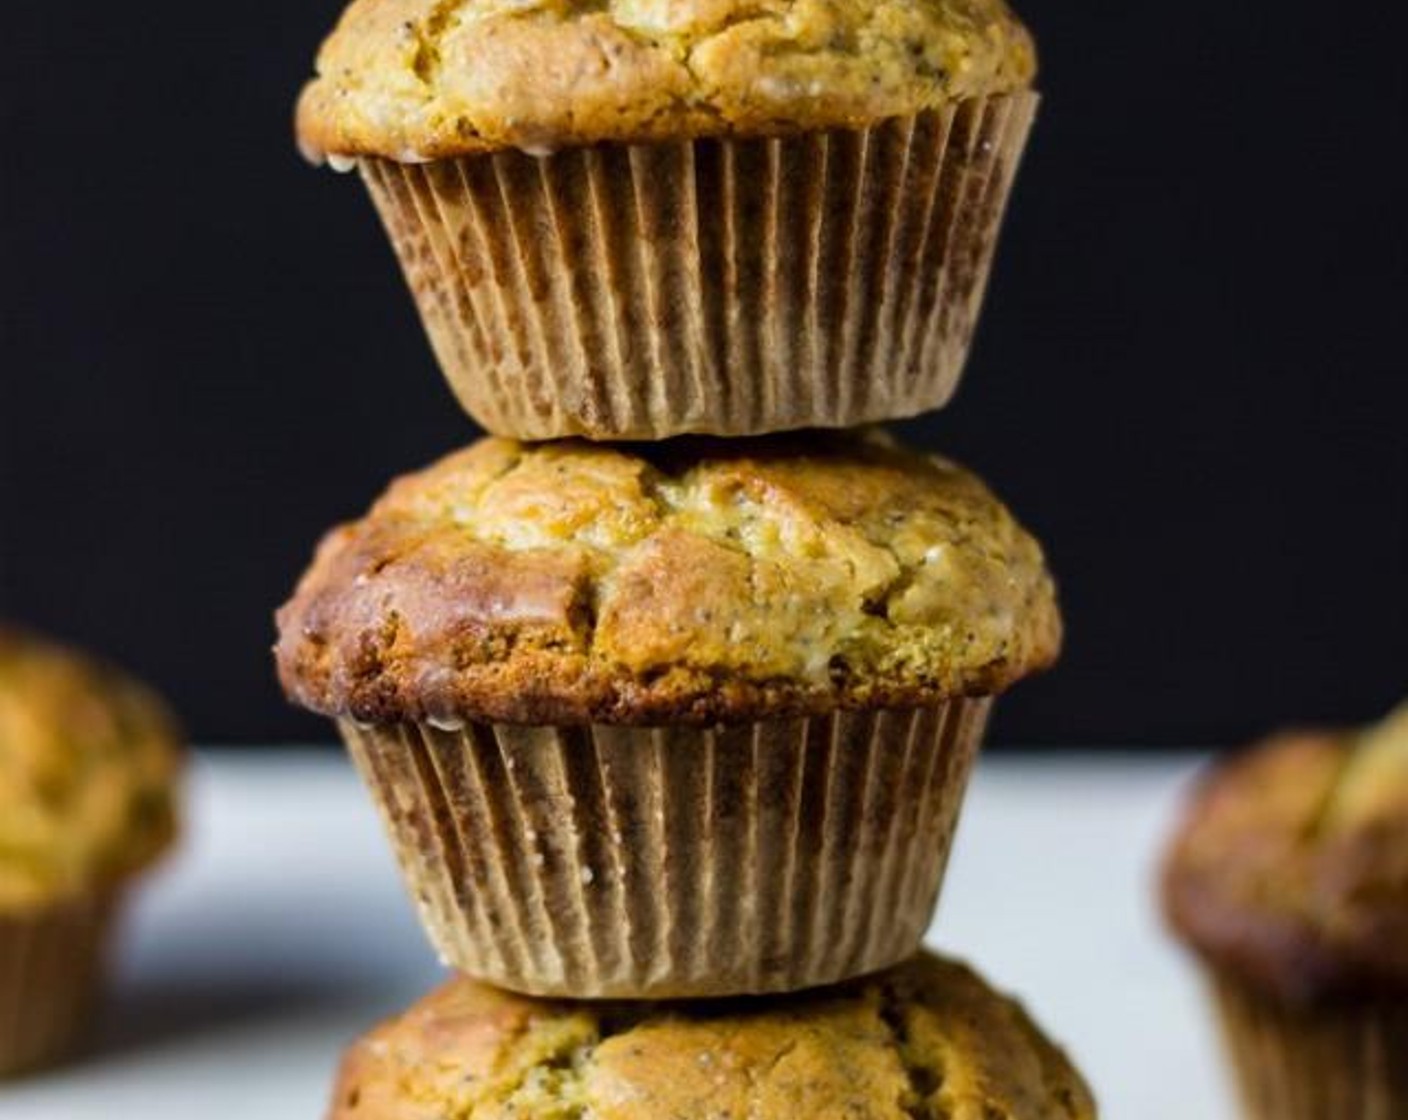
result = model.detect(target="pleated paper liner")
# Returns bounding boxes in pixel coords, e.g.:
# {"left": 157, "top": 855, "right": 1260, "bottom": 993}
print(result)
{"left": 1211, "top": 973, "right": 1408, "bottom": 1119}
{"left": 0, "top": 892, "right": 115, "bottom": 1077}
{"left": 340, "top": 699, "right": 991, "bottom": 999}
{"left": 358, "top": 92, "right": 1037, "bottom": 440}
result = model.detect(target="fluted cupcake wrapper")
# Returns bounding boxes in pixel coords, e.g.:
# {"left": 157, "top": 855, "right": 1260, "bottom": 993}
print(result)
{"left": 1211, "top": 973, "right": 1408, "bottom": 1119}
{"left": 359, "top": 93, "right": 1037, "bottom": 440}
{"left": 0, "top": 892, "right": 115, "bottom": 1077}
{"left": 340, "top": 699, "right": 991, "bottom": 999}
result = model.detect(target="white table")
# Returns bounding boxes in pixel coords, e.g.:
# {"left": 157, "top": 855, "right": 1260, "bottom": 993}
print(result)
{"left": 0, "top": 750, "right": 1229, "bottom": 1118}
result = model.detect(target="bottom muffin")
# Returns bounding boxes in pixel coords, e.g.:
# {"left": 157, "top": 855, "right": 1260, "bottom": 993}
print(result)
{"left": 328, "top": 951, "right": 1096, "bottom": 1119}
{"left": 1162, "top": 704, "right": 1408, "bottom": 1119}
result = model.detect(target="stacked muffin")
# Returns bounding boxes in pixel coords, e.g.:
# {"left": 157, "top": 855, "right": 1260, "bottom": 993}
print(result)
{"left": 282, "top": 0, "right": 1094, "bottom": 1113}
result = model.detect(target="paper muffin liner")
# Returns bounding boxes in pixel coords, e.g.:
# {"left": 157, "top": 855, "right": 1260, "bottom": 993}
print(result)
{"left": 1210, "top": 973, "right": 1408, "bottom": 1119}
{"left": 0, "top": 892, "right": 116, "bottom": 1077}
{"left": 340, "top": 699, "right": 991, "bottom": 998}
{"left": 358, "top": 92, "right": 1037, "bottom": 440}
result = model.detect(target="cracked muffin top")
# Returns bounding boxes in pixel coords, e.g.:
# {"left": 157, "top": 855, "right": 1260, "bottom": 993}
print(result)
{"left": 0, "top": 628, "right": 180, "bottom": 911}
{"left": 295, "top": 0, "right": 1036, "bottom": 162}
{"left": 1163, "top": 704, "right": 1408, "bottom": 1006}
{"left": 329, "top": 952, "right": 1095, "bottom": 1119}
{"left": 276, "top": 432, "right": 1060, "bottom": 727}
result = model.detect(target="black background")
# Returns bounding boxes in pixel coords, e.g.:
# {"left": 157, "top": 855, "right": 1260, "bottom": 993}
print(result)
{"left": 2, "top": 3, "right": 1404, "bottom": 747}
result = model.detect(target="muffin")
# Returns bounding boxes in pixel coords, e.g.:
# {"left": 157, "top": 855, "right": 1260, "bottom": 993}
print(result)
{"left": 277, "top": 430, "right": 1060, "bottom": 998}
{"left": 295, "top": 0, "right": 1039, "bottom": 440}
{"left": 328, "top": 951, "right": 1096, "bottom": 1119}
{"left": 0, "top": 628, "right": 181, "bottom": 1076}
{"left": 1162, "top": 704, "right": 1408, "bottom": 1119}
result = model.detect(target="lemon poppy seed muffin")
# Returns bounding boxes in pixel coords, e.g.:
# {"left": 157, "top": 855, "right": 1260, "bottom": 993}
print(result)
{"left": 294, "top": 0, "right": 1041, "bottom": 440}
{"left": 1162, "top": 704, "right": 1408, "bottom": 1118}
{"left": 0, "top": 627, "right": 181, "bottom": 1077}
{"left": 276, "top": 430, "right": 1059, "bottom": 725}
{"left": 328, "top": 952, "right": 1096, "bottom": 1119}
{"left": 277, "top": 430, "right": 1059, "bottom": 999}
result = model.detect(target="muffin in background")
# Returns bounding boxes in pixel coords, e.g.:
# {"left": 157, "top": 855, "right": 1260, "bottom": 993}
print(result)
{"left": 0, "top": 627, "right": 181, "bottom": 1077}
{"left": 277, "top": 429, "right": 1061, "bottom": 999}
{"left": 327, "top": 951, "right": 1097, "bottom": 1119}
{"left": 1162, "top": 704, "right": 1408, "bottom": 1119}
{"left": 295, "top": 0, "right": 1039, "bottom": 440}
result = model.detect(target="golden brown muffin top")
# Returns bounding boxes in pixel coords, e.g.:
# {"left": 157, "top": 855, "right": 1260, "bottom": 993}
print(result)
{"left": 1163, "top": 704, "right": 1408, "bottom": 1006}
{"left": 329, "top": 953, "right": 1095, "bottom": 1120}
{"left": 296, "top": 0, "right": 1036, "bottom": 162}
{"left": 0, "top": 628, "right": 181, "bottom": 911}
{"left": 276, "top": 432, "right": 1060, "bottom": 726}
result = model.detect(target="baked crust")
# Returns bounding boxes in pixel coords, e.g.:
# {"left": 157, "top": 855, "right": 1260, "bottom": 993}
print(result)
{"left": 275, "top": 432, "right": 1061, "bottom": 726}
{"left": 328, "top": 952, "right": 1096, "bottom": 1119}
{"left": 1162, "top": 706, "right": 1408, "bottom": 1005}
{"left": 0, "top": 628, "right": 181, "bottom": 911}
{"left": 295, "top": 0, "right": 1036, "bottom": 161}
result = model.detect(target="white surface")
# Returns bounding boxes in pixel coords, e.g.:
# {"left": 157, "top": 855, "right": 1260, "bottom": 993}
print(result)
{"left": 0, "top": 749, "right": 1229, "bottom": 1119}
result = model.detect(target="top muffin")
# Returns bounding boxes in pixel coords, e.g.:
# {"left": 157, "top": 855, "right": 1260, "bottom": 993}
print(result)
{"left": 276, "top": 431, "right": 1060, "bottom": 726}
{"left": 296, "top": 0, "right": 1036, "bottom": 162}
{"left": 1163, "top": 704, "right": 1408, "bottom": 1005}
{"left": 329, "top": 951, "right": 1095, "bottom": 1119}
{"left": 0, "top": 629, "right": 181, "bottom": 911}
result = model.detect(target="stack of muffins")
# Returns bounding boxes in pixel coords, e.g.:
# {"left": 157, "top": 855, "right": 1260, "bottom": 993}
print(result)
{"left": 281, "top": 0, "right": 1096, "bottom": 1114}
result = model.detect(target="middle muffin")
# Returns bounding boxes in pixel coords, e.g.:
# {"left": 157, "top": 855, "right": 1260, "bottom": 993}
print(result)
{"left": 276, "top": 429, "right": 1059, "bottom": 998}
